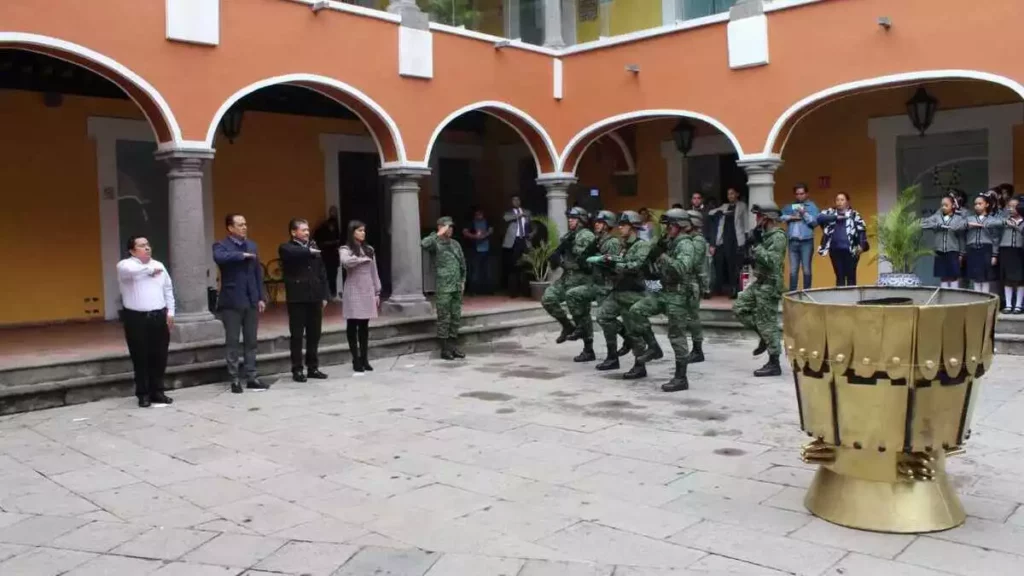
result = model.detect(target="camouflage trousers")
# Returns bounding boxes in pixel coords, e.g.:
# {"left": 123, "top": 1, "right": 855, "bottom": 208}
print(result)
{"left": 626, "top": 289, "right": 690, "bottom": 362}
{"left": 597, "top": 290, "right": 644, "bottom": 351}
{"left": 435, "top": 291, "right": 463, "bottom": 339}
{"left": 542, "top": 272, "right": 590, "bottom": 322}
{"left": 686, "top": 283, "right": 704, "bottom": 344}
{"left": 733, "top": 281, "right": 781, "bottom": 355}
{"left": 565, "top": 282, "right": 609, "bottom": 341}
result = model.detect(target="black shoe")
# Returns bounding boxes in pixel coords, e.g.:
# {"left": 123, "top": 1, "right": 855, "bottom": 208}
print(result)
{"left": 230, "top": 381, "right": 243, "bottom": 394}
{"left": 616, "top": 337, "right": 632, "bottom": 357}
{"left": 450, "top": 341, "right": 466, "bottom": 359}
{"left": 566, "top": 323, "right": 585, "bottom": 342}
{"left": 662, "top": 361, "right": 689, "bottom": 392}
{"left": 292, "top": 371, "right": 308, "bottom": 383}
{"left": 636, "top": 332, "right": 663, "bottom": 364}
{"left": 555, "top": 319, "right": 576, "bottom": 344}
{"left": 359, "top": 358, "right": 374, "bottom": 372}
{"left": 440, "top": 339, "right": 455, "bottom": 361}
{"left": 687, "top": 343, "right": 705, "bottom": 364}
{"left": 754, "top": 355, "right": 782, "bottom": 377}
{"left": 753, "top": 339, "right": 768, "bottom": 356}
{"left": 138, "top": 397, "right": 151, "bottom": 408}
{"left": 150, "top": 393, "right": 173, "bottom": 405}
{"left": 246, "top": 379, "right": 271, "bottom": 390}
{"left": 596, "top": 344, "right": 619, "bottom": 371}
{"left": 573, "top": 345, "right": 596, "bottom": 363}
{"left": 623, "top": 361, "right": 647, "bottom": 380}
{"left": 307, "top": 369, "right": 329, "bottom": 379}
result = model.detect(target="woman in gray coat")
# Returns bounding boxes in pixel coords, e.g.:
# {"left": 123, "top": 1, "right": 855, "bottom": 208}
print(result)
{"left": 339, "top": 220, "right": 381, "bottom": 373}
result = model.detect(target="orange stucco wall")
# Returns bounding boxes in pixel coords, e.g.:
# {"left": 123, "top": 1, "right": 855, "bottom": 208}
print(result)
{"left": 0, "top": 90, "right": 143, "bottom": 325}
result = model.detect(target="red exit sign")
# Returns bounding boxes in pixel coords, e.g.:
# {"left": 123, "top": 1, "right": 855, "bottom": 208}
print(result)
{"left": 818, "top": 176, "right": 831, "bottom": 189}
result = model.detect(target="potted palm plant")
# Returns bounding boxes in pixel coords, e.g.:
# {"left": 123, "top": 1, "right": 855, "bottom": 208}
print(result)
{"left": 870, "top": 185, "right": 932, "bottom": 287}
{"left": 519, "top": 216, "right": 561, "bottom": 301}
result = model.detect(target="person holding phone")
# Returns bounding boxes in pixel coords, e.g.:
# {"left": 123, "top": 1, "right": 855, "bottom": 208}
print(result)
{"left": 781, "top": 183, "right": 820, "bottom": 291}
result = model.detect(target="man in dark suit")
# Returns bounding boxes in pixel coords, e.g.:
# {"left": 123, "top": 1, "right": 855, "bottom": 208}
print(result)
{"left": 213, "top": 213, "right": 269, "bottom": 394}
{"left": 279, "top": 218, "right": 330, "bottom": 383}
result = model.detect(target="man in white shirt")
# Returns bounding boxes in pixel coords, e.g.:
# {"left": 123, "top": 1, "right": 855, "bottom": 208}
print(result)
{"left": 117, "top": 236, "right": 175, "bottom": 408}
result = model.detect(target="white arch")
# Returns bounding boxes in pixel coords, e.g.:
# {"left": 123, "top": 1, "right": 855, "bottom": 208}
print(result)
{"left": 0, "top": 32, "right": 183, "bottom": 143}
{"left": 604, "top": 130, "right": 636, "bottom": 174}
{"left": 559, "top": 110, "right": 745, "bottom": 173}
{"left": 764, "top": 70, "right": 1024, "bottom": 155}
{"left": 204, "top": 73, "right": 407, "bottom": 162}
{"left": 423, "top": 101, "right": 559, "bottom": 174}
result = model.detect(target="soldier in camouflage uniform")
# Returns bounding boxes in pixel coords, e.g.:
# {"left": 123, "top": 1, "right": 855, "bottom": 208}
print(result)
{"left": 542, "top": 207, "right": 596, "bottom": 344}
{"left": 733, "top": 202, "right": 787, "bottom": 377}
{"left": 421, "top": 216, "right": 467, "bottom": 360}
{"left": 624, "top": 208, "right": 697, "bottom": 390}
{"left": 684, "top": 210, "right": 710, "bottom": 363}
{"left": 588, "top": 211, "right": 659, "bottom": 375}
{"left": 565, "top": 210, "right": 621, "bottom": 362}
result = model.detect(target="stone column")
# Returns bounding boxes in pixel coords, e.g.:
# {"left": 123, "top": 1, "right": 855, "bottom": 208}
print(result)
{"left": 380, "top": 166, "right": 434, "bottom": 317}
{"left": 537, "top": 174, "right": 577, "bottom": 237}
{"left": 155, "top": 147, "right": 224, "bottom": 343}
{"left": 543, "top": 0, "right": 566, "bottom": 48}
{"left": 737, "top": 156, "right": 783, "bottom": 231}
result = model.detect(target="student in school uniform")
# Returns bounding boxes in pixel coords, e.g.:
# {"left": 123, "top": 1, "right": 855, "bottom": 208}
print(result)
{"left": 964, "top": 194, "right": 999, "bottom": 294}
{"left": 921, "top": 195, "right": 967, "bottom": 289}
{"left": 998, "top": 196, "right": 1024, "bottom": 313}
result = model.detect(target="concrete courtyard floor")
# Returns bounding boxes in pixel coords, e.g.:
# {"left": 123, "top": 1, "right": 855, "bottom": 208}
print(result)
{"left": 1, "top": 333, "right": 1024, "bottom": 576}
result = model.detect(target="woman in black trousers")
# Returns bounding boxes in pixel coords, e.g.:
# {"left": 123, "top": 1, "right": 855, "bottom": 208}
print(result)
{"left": 816, "top": 192, "right": 868, "bottom": 287}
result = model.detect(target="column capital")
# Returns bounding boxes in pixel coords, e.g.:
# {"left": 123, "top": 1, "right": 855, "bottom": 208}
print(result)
{"left": 379, "top": 164, "right": 431, "bottom": 180}
{"left": 536, "top": 173, "right": 577, "bottom": 192}
{"left": 736, "top": 155, "right": 783, "bottom": 174}
{"left": 155, "top": 144, "right": 215, "bottom": 162}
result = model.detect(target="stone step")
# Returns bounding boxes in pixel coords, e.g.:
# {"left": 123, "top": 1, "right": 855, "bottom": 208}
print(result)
{"left": 0, "top": 305, "right": 554, "bottom": 415}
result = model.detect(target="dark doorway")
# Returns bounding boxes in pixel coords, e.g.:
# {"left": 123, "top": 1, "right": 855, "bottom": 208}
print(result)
{"left": 337, "top": 152, "right": 391, "bottom": 295}
{"left": 687, "top": 152, "right": 746, "bottom": 207}
{"left": 439, "top": 158, "right": 476, "bottom": 229}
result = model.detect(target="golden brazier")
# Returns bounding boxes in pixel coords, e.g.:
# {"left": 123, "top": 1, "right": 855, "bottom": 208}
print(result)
{"left": 783, "top": 287, "right": 998, "bottom": 533}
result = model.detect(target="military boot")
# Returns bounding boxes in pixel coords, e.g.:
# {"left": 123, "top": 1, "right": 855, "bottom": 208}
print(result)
{"left": 555, "top": 318, "right": 576, "bottom": 344}
{"left": 661, "top": 361, "right": 689, "bottom": 392}
{"left": 566, "top": 321, "right": 586, "bottom": 342}
{"left": 616, "top": 326, "right": 632, "bottom": 356}
{"left": 636, "top": 329, "right": 663, "bottom": 364}
{"left": 754, "top": 354, "right": 782, "bottom": 377}
{"left": 574, "top": 340, "right": 596, "bottom": 362}
{"left": 595, "top": 343, "right": 620, "bottom": 371}
{"left": 623, "top": 359, "right": 647, "bottom": 380}
{"left": 440, "top": 339, "right": 455, "bottom": 361}
{"left": 752, "top": 339, "right": 768, "bottom": 356}
{"left": 687, "top": 342, "right": 705, "bottom": 364}
{"left": 450, "top": 338, "right": 466, "bottom": 359}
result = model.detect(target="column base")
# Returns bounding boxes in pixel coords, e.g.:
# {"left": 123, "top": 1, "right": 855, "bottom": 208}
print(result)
{"left": 170, "top": 312, "right": 224, "bottom": 344}
{"left": 381, "top": 295, "right": 434, "bottom": 318}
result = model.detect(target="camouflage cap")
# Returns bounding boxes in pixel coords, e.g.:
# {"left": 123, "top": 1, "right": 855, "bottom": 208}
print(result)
{"left": 566, "top": 206, "right": 590, "bottom": 222}
{"left": 751, "top": 202, "right": 782, "bottom": 219}
{"left": 594, "top": 210, "right": 617, "bottom": 225}
{"left": 659, "top": 208, "right": 689, "bottom": 226}
{"left": 685, "top": 209, "right": 703, "bottom": 228}
{"left": 618, "top": 210, "right": 644, "bottom": 227}
{"left": 437, "top": 216, "right": 454, "bottom": 227}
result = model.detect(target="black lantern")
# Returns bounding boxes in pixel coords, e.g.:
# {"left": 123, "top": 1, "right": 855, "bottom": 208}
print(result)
{"left": 220, "top": 108, "right": 244, "bottom": 144}
{"left": 671, "top": 119, "right": 695, "bottom": 157}
{"left": 906, "top": 87, "right": 938, "bottom": 136}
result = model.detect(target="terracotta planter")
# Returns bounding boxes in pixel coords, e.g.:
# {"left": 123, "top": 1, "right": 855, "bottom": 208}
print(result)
{"left": 529, "top": 281, "right": 550, "bottom": 301}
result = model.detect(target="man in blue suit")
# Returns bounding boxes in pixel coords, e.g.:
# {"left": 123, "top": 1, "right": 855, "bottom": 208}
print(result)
{"left": 213, "top": 214, "right": 269, "bottom": 394}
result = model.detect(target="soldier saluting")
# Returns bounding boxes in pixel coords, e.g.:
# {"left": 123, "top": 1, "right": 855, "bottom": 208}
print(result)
{"left": 542, "top": 207, "right": 596, "bottom": 344}
{"left": 566, "top": 210, "right": 622, "bottom": 362}
{"left": 590, "top": 211, "right": 660, "bottom": 376}
{"left": 625, "top": 208, "right": 697, "bottom": 391}
{"left": 421, "top": 216, "right": 467, "bottom": 360}
{"left": 733, "top": 202, "right": 787, "bottom": 377}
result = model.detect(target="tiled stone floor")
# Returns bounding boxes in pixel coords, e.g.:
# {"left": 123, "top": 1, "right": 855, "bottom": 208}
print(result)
{"left": 1, "top": 332, "right": 1022, "bottom": 575}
